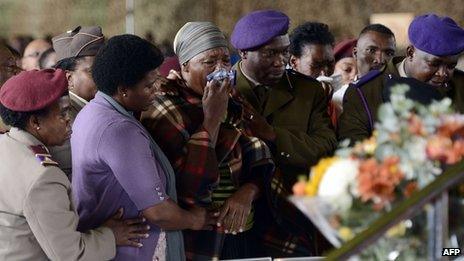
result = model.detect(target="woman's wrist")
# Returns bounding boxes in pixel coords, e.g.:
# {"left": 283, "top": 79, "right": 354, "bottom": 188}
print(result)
{"left": 202, "top": 118, "right": 221, "bottom": 145}
{"left": 239, "top": 183, "right": 260, "bottom": 201}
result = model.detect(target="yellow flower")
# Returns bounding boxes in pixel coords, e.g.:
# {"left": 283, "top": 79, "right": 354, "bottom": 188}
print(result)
{"left": 338, "top": 226, "right": 354, "bottom": 241}
{"left": 386, "top": 222, "right": 407, "bottom": 238}
{"left": 363, "top": 135, "right": 377, "bottom": 155}
{"left": 304, "top": 157, "right": 339, "bottom": 196}
{"left": 389, "top": 165, "right": 398, "bottom": 174}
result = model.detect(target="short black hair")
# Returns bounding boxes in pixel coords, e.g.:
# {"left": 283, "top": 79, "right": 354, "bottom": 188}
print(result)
{"left": 92, "top": 34, "right": 164, "bottom": 95}
{"left": 38, "top": 48, "right": 56, "bottom": 69}
{"left": 0, "top": 104, "right": 48, "bottom": 130}
{"left": 359, "top": 24, "right": 395, "bottom": 38}
{"left": 289, "top": 22, "right": 335, "bottom": 57}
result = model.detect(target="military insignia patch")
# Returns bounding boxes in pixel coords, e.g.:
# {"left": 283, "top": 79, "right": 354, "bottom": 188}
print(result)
{"left": 29, "top": 145, "right": 59, "bottom": 167}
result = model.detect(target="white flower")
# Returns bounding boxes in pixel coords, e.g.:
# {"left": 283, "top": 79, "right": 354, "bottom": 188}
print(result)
{"left": 403, "top": 137, "right": 427, "bottom": 162}
{"left": 317, "top": 159, "right": 360, "bottom": 212}
{"left": 428, "top": 98, "right": 452, "bottom": 116}
{"left": 377, "top": 104, "right": 400, "bottom": 133}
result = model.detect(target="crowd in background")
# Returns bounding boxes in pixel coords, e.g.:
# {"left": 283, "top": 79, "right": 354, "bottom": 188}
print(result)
{"left": 0, "top": 8, "right": 464, "bottom": 261}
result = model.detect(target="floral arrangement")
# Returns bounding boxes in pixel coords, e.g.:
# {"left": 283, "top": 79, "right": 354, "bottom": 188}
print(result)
{"left": 291, "top": 85, "right": 464, "bottom": 251}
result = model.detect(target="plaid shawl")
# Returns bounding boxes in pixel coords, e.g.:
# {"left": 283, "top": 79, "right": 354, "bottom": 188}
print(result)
{"left": 141, "top": 80, "right": 332, "bottom": 259}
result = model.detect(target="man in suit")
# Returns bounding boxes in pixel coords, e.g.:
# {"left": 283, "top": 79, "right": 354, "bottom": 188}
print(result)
{"left": 330, "top": 24, "right": 396, "bottom": 118}
{"left": 338, "top": 14, "right": 464, "bottom": 144}
{"left": 230, "top": 10, "right": 337, "bottom": 189}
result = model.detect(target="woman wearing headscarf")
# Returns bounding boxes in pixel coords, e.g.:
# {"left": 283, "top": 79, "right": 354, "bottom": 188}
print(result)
{"left": 141, "top": 22, "right": 275, "bottom": 260}
{"left": 0, "top": 69, "right": 149, "bottom": 260}
{"left": 71, "top": 35, "right": 214, "bottom": 261}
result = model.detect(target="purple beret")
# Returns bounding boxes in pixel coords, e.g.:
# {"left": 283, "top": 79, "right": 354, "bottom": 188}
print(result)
{"left": 0, "top": 69, "right": 68, "bottom": 112}
{"left": 231, "top": 10, "right": 289, "bottom": 50}
{"left": 408, "top": 14, "right": 464, "bottom": 56}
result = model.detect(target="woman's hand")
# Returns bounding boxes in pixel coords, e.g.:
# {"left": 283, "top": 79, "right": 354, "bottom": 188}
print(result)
{"left": 217, "top": 183, "right": 260, "bottom": 234}
{"left": 188, "top": 205, "right": 220, "bottom": 231}
{"left": 202, "top": 78, "right": 232, "bottom": 145}
{"left": 103, "top": 208, "right": 150, "bottom": 247}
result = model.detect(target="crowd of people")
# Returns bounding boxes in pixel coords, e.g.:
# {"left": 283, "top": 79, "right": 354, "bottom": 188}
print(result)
{"left": 0, "top": 8, "right": 463, "bottom": 261}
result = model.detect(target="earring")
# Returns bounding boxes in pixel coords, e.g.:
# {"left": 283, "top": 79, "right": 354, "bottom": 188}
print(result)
{"left": 123, "top": 93, "right": 127, "bottom": 97}
{"left": 36, "top": 127, "right": 40, "bottom": 130}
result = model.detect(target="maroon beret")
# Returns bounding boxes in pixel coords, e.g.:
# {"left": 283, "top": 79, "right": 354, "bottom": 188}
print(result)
{"left": 334, "top": 39, "right": 357, "bottom": 62}
{"left": 0, "top": 69, "right": 68, "bottom": 112}
{"left": 159, "top": 56, "right": 181, "bottom": 77}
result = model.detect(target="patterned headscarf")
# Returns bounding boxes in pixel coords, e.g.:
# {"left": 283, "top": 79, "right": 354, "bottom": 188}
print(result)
{"left": 173, "top": 21, "right": 228, "bottom": 64}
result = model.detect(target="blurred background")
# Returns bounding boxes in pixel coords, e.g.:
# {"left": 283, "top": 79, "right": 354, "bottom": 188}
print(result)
{"left": 1, "top": 0, "right": 464, "bottom": 55}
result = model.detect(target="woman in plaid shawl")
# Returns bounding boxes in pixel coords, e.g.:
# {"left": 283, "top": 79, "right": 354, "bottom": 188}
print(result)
{"left": 142, "top": 22, "right": 331, "bottom": 260}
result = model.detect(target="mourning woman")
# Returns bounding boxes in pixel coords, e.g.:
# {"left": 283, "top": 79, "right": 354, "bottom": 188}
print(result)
{"left": 0, "top": 69, "right": 148, "bottom": 260}
{"left": 71, "top": 35, "right": 214, "bottom": 261}
{"left": 141, "top": 22, "right": 275, "bottom": 260}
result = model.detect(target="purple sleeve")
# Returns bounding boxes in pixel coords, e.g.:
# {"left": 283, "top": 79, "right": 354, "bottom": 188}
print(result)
{"left": 98, "top": 120, "right": 168, "bottom": 210}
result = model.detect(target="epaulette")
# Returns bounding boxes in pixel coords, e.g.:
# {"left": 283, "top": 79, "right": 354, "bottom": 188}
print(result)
{"left": 29, "top": 145, "right": 59, "bottom": 167}
{"left": 352, "top": 69, "right": 382, "bottom": 88}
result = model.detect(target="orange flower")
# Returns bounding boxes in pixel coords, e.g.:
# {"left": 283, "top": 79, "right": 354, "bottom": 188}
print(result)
{"left": 408, "top": 114, "right": 427, "bottom": 136}
{"left": 437, "top": 118, "right": 464, "bottom": 137}
{"left": 426, "top": 135, "right": 452, "bottom": 162}
{"left": 427, "top": 135, "right": 464, "bottom": 165}
{"left": 357, "top": 156, "right": 404, "bottom": 210}
{"left": 403, "top": 182, "right": 418, "bottom": 197}
{"left": 444, "top": 139, "right": 464, "bottom": 165}
{"left": 292, "top": 180, "right": 307, "bottom": 196}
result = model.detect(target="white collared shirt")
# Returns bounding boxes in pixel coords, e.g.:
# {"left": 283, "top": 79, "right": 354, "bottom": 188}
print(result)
{"left": 396, "top": 58, "right": 408, "bottom": 77}
{"left": 69, "top": 91, "right": 89, "bottom": 105}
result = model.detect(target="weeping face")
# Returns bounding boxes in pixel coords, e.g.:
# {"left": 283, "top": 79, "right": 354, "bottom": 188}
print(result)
{"left": 181, "top": 47, "right": 231, "bottom": 95}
